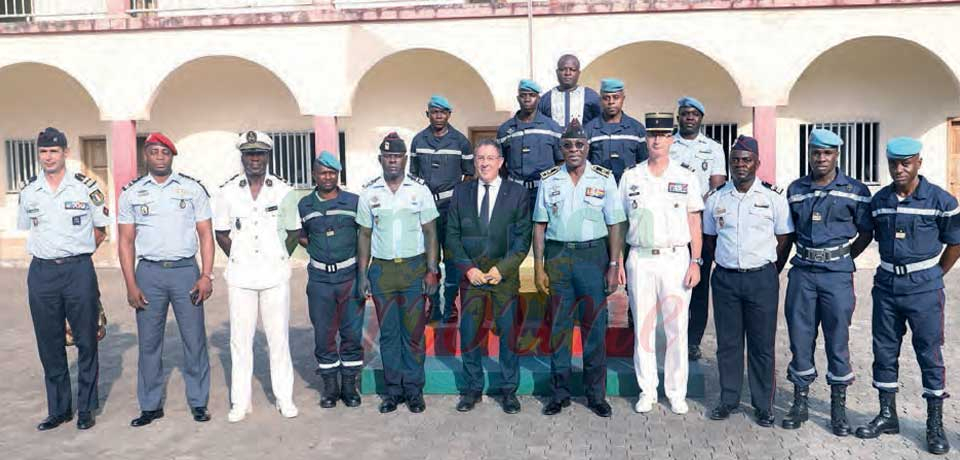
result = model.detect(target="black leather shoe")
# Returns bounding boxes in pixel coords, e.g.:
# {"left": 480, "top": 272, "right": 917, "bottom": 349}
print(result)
{"left": 407, "top": 394, "right": 426, "bottom": 413}
{"left": 77, "top": 412, "right": 95, "bottom": 430}
{"left": 709, "top": 404, "right": 738, "bottom": 421}
{"left": 191, "top": 407, "right": 211, "bottom": 422}
{"left": 856, "top": 392, "right": 900, "bottom": 439}
{"left": 340, "top": 374, "right": 362, "bottom": 408}
{"left": 542, "top": 398, "right": 570, "bottom": 416}
{"left": 926, "top": 398, "right": 950, "bottom": 455}
{"left": 830, "top": 385, "right": 851, "bottom": 437}
{"left": 37, "top": 413, "right": 73, "bottom": 431}
{"left": 688, "top": 345, "right": 702, "bottom": 361}
{"left": 587, "top": 398, "right": 613, "bottom": 418}
{"left": 130, "top": 409, "right": 164, "bottom": 427}
{"left": 502, "top": 394, "right": 521, "bottom": 414}
{"left": 457, "top": 393, "right": 481, "bottom": 412}
{"left": 781, "top": 385, "right": 809, "bottom": 430}
{"left": 378, "top": 397, "right": 399, "bottom": 414}
{"left": 755, "top": 409, "right": 775, "bottom": 427}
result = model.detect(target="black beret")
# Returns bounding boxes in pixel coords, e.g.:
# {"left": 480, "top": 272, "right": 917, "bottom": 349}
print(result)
{"left": 561, "top": 118, "right": 586, "bottom": 140}
{"left": 379, "top": 132, "right": 407, "bottom": 154}
{"left": 37, "top": 127, "right": 67, "bottom": 148}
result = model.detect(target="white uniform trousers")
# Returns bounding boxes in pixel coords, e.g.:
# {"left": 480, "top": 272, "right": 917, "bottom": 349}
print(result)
{"left": 227, "top": 282, "right": 295, "bottom": 411}
{"left": 627, "top": 247, "right": 692, "bottom": 401}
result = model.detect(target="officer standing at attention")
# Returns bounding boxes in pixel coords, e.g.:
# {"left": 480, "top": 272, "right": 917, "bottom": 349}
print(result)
{"left": 855, "top": 137, "right": 960, "bottom": 455}
{"left": 118, "top": 133, "right": 215, "bottom": 427}
{"left": 18, "top": 127, "right": 109, "bottom": 431}
{"left": 584, "top": 78, "right": 648, "bottom": 183}
{"left": 669, "top": 96, "right": 727, "bottom": 362}
{"left": 356, "top": 132, "right": 440, "bottom": 414}
{"left": 780, "top": 129, "right": 872, "bottom": 435}
{"left": 498, "top": 79, "right": 562, "bottom": 212}
{"left": 298, "top": 151, "right": 364, "bottom": 409}
{"left": 533, "top": 119, "right": 625, "bottom": 418}
{"left": 214, "top": 131, "right": 302, "bottom": 422}
{"left": 538, "top": 54, "right": 602, "bottom": 128}
{"left": 703, "top": 135, "right": 793, "bottom": 427}
{"left": 617, "top": 113, "right": 703, "bottom": 416}
{"left": 409, "top": 95, "right": 474, "bottom": 324}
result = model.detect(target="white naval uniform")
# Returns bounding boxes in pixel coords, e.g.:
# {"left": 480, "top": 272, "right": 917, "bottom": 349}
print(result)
{"left": 213, "top": 173, "right": 301, "bottom": 413}
{"left": 618, "top": 159, "right": 703, "bottom": 401}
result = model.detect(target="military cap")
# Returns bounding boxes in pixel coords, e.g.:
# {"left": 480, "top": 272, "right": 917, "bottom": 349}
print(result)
{"left": 236, "top": 130, "right": 273, "bottom": 152}
{"left": 645, "top": 112, "right": 675, "bottom": 133}
{"left": 518, "top": 79, "right": 541, "bottom": 94}
{"left": 886, "top": 137, "right": 922, "bottom": 159}
{"left": 809, "top": 128, "right": 843, "bottom": 149}
{"left": 315, "top": 150, "right": 342, "bottom": 172}
{"left": 731, "top": 135, "right": 759, "bottom": 154}
{"left": 561, "top": 118, "right": 586, "bottom": 139}
{"left": 600, "top": 78, "right": 624, "bottom": 93}
{"left": 380, "top": 132, "right": 407, "bottom": 154}
{"left": 37, "top": 127, "right": 67, "bottom": 148}
{"left": 677, "top": 96, "right": 705, "bottom": 116}
{"left": 144, "top": 132, "right": 178, "bottom": 155}
{"left": 427, "top": 95, "right": 452, "bottom": 111}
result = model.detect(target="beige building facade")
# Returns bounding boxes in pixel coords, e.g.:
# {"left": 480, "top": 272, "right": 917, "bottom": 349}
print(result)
{"left": 1, "top": 0, "right": 959, "bottom": 261}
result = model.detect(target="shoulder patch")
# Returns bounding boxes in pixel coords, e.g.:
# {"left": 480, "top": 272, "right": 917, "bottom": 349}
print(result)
{"left": 178, "top": 173, "right": 210, "bottom": 197}
{"left": 406, "top": 173, "right": 425, "bottom": 185}
{"left": 762, "top": 181, "right": 783, "bottom": 195}
{"left": 590, "top": 164, "right": 612, "bottom": 178}
{"left": 540, "top": 166, "right": 561, "bottom": 180}
{"left": 363, "top": 176, "right": 382, "bottom": 189}
{"left": 220, "top": 173, "right": 240, "bottom": 188}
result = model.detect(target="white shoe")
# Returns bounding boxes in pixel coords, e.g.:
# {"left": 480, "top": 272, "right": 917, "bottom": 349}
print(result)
{"left": 227, "top": 406, "right": 251, "bottom": 423}
{"left": 669, "top": 398, "right": 689, "bottom": 415}
{"left": 634, "top": 394, "right": 656, "bottom": 413}
{"left": 277, "top": 402, "right": 299, "bottom": 418}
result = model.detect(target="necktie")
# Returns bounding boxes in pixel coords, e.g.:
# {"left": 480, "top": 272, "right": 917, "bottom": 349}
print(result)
{"left": 480, "top": 184, "right": 490, "bottom": 231}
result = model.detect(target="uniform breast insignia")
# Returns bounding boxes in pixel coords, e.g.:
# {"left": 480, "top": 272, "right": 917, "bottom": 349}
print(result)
{"left": 590, "top": 164, "right": 612, "bottom": 178}
{"left": 668, "top": 183, "right": 688, "bottom": 194}
{"left": 762, "top": 181, "right": 783, "bottom": 195}
{"left": 140, "top": 204, "right": 150, "bottom": 216}
{"left": 701, "top": 161, "right": 709, "bottom": 171}
{"left": 137, "top": 189, "right": 149, "bottom": 196}
{"left": 179, "top": 199, "right": 187, "bottom": 209}
{"left": 64, "top": 201, "right": 89, "bottom": 210}
{"left": 266, "top": 205, "right": 278, "bottom": 212}
{"left": 265, "top": 178, "right": 273, "bottom": 187}
{"left": 585, "top": 187, "right": 606, "bottom": 199}
{"left": 540, "top": 166, "right": 560, "bottom": 179}
{"left": 812, "top": 211, "right": 823, "bottom": 222}
{"left": 631, "top": 200, "right": 638, "bottom": 209}
{"left": 407, "top": 173, "right": 426, "bottom": 185}
{"left": 550, "top": 187, "right": 561, "bottom": 198}
{"left": 72, "top": 216, "right": 81, "bottom": 226}
{"left": 235, "top": 218, "right": 242, "bottom": 230}
{"left": 122, "top": 174, "right": 147, "bottom": 192}
{"left": 326, "top": 228, "right": 335, "bottom": 237}
{"left": 895, "top": 228, "right": 907, "bottom": 239}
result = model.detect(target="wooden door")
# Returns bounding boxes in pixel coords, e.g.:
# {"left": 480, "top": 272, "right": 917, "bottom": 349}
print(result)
{"left": 468, "top": 126, "right": 499, "bottom": 146}
{"left": 949, "top": 118, "right": 960, "bottom": 197}
{"left": 81, "top": 137, "right": 109, "bottom": 191}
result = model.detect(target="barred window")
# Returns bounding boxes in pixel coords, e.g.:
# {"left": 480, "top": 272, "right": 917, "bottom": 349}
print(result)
{"left": 0, "top": 0, "right": 32, "bottom": 22}
{"left": 799, "top": 122, "right": 879, "bottom": 184}
{"left": 5, "top": 139, "right": 38, "bottom": 193}
{"left": 128, "top": 0, "right": 156, "bottom": 12}
{"left": 701, "top": 123, "right": 738, "bottom": 175}
{"left": 267, "top": 131, "right": 316, "bottom": 189}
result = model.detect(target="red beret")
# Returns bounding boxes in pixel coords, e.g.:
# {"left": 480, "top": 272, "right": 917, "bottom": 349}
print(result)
{"left": 144, "top": 132, "right": 177, "bottom": 155}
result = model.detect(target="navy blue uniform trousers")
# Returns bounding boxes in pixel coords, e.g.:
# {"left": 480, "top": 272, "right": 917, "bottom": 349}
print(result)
{"left": 871, "top": 287, "right": 946, "bottom": 398}
{"left": 306, "top": 270, "right": 364, "bottom": 377}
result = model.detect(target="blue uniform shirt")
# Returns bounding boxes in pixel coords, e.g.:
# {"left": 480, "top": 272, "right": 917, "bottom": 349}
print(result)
{"left": 299, "top": 189, "right": 359, "bottom": 283}
{"left": 584, "top": 113, "right": 648, "bottom": 182}
{"left": 409, "top": 125, "right": 475, "bottom": 196}
{"left": 533, "top": 162, "right": 626, "bottom": 242}
{"left": 356, "top": 174, "right": 440, "bottom": 260}
{"left": 117, "top": 172, "right": 212, "bottom": 261}
{"left": 669, "top": 132, "right": 727, "bottom": 196}
{"left": 787, "top": 169, "right": 872, "bottom": 272}
{"left": 870, "top": 176, "right": 960, "bottom": 294}
{"left": 497, "top": 112, "right": 562, "bottom": 183}
{"left": 703, "top": 179, "right": 794, "bottom": 270}
{"left": 538, "top": 86, "right": 602, "bottom": 128}
{"left": 17, "top": 170, "right": 111, "bottom": 259}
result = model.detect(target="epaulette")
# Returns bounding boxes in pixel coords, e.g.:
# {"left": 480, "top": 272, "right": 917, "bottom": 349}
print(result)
{"left": 220, "top": 173, "right": 240, "bottom": 188}
{"left": 407, "top": 173, "right": 425, "bottom": 185}
{"left": 121, "top": 174, "right": 147, "bottom": 192}
{"left": 74, "top": 172, "right": 97, "bottom": 189}
{"left": 19, "top": 176, "right": 37, "bottom": 193}
{"left": 363, "top": 176, "right": 382, "bottom": 189}
{"left": 590, "top": 164, "right": 612, "bottom": 178}
{"left": 705, "top": 181, "right": 726, "bottom": 198}
{"left": 540, "top": 166, "right": 561, "bottom": 179}
{"left": 762, "top": 181, "right": 783, "bottom": 195}
{"left": 179, "top": 173, "right": 210, "bottom": 197}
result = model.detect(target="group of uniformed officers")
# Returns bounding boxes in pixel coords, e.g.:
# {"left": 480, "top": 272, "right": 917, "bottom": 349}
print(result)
{"left": 16, "top": 53, "right": 955, "bottom": 455}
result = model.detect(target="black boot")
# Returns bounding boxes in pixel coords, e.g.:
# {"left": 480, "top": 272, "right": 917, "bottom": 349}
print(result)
{"left": 781, "top": 385, "right": 809, "bottom": 430}
{"left": 319, "top": 374, "right": 340, "bottom": 409}
{"left": 926, "top": 398, "right": 950, "bottom": 455}
{"left": 341, "top": 374, "right": 362, "bottom": 408}
{"left": 830, "top": 385, "right": 851, "bottom": 436}
{"left": 855, "top": 391, "right": 899, "bottom": 439}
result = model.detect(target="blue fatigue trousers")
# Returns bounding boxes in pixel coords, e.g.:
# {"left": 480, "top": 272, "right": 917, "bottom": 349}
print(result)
{"left": 27, "top": 254, "right": 100, "bottom": 416}
{"left": 306, "top": 271, "right": 364, "bottom": 377}
{"left": 135, "top": 258, "right": 210, "bottom": 411}
{"left": 369, "top": 255, "right": 428, "bottom": 398}
{"left": 545, "top": 240, "right": 610, "bottom": 401}
{"left": 688, "top": 252, "right": 714, "bottom": 349}
{"left": 785, "top": 267, "right": 856, "bottom": 387}
{"left": 712, "top": 264, "right": 779, "bottom": 412}
{"left": 459, "top": 281, "right": 521, "bottom": 395}
{"left": 871, "top": 287, "right": 947, "bottom": 399}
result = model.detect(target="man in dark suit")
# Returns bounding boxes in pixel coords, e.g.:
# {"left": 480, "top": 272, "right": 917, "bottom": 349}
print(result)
{"left": 446, "top": 139, "right": 533, "bottom": 414}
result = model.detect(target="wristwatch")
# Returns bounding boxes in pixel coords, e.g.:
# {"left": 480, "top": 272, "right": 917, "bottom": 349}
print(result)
{"left": 691, "top": 258, "right": 704, "bottom": 266}
{"left": 203, "top": 272, "right": 215, "bottom": 281}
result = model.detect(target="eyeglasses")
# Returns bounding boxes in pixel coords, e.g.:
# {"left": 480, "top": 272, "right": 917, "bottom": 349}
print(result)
{"left": 561, "top": 140, "right": 587, "bottom": 150}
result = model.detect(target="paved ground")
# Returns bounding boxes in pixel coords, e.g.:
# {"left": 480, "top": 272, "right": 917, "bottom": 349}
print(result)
{"left": 0, "top": 262, "right": 957, "bottom": 460}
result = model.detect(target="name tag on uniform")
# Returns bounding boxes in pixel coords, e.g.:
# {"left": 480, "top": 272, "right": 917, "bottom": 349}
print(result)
{"left": 72, "top": 216, "right": 81, "bottom": 226}
{"left": 628, "top": 192, "right": 640, "bottom": 197}
{"left": 326, "top": 228, "right": 335, "bottom": 237}
{"left": 137, "top": 190, "right": 149, "bottom": 196}
{"left": 431, "top": 162, "right": 440, "bottom": 168}
{"left": 610, "top": 152, "right": 620, "bottom": 159}
{"left": 521, "top": 147, "right": 531, "bottom": 154}
{"left": 754, "top": 203, "right": 770, "bottom": 209}
{"left": 896, "top": 229, "right": 907, "bottom": 239}
{"left": 812, "top": 211, "right": 822, "bottom": 222}
{"left": 266, "top": 205, "right": 278, "bottom": 212}
{"left": 550, "top": 189, "right": 561, "bottom": 197}
{"left": 585, "top": 187, "right": 605, "bottom": 198}
{"left": 668, "top": 183, "right": 688, "bottom": 194}
{"left": 64, "top": 201, "right": 89, "bottom": 210}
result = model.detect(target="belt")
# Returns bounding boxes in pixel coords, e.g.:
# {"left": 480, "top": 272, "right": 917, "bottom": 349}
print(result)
{"left": 373, "top": 254, "right": 424, "bottom": 264}
{"left": 547, "top": 238, "right": 605, "bottom": 249}
{"left": 432, "top": 189, "right": 454, "bottom": 202}
{"left": 310, "top": 256, "right": 357, "bottom": 273}
{"left": 717, "top": 263, "right": 770, "bottom": 273}
{"left": 796, "top": 242, "right": 851, "bottom": 263}
{"left": 508, "top": 176, "right": 540, "bottom": 190}
{"left": 630, "top": 245, "right": 686, "bottom": 256}
{"left": 879, "top": 256, "right": 939, "bottom": 276}
{"left": 139, "top": 256, "right": 196, "bottom": 268}
{"left": 33, "top": 254, "right": 91, "bottom": 266}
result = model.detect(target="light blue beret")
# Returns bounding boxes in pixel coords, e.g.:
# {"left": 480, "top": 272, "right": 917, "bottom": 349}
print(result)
{"left": 677, "top": 96, "right": 705, "bottom": 115}
{"left": 809, "top": 128, "right": 844, "bottom": 149}
{"left": 316, "top": 150, "right": 342, "bottom": 171}
{"left": 600, "top": 78, "right": 624, "bottom": 93}
{"left": 886, "top": 137, "right": 922, "bottom": 159}
{"left": 427, "top": 95, "right": 452, "bottom": 111}
{"left": 518, "top": 79, "right": 541, "bottom": 93}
